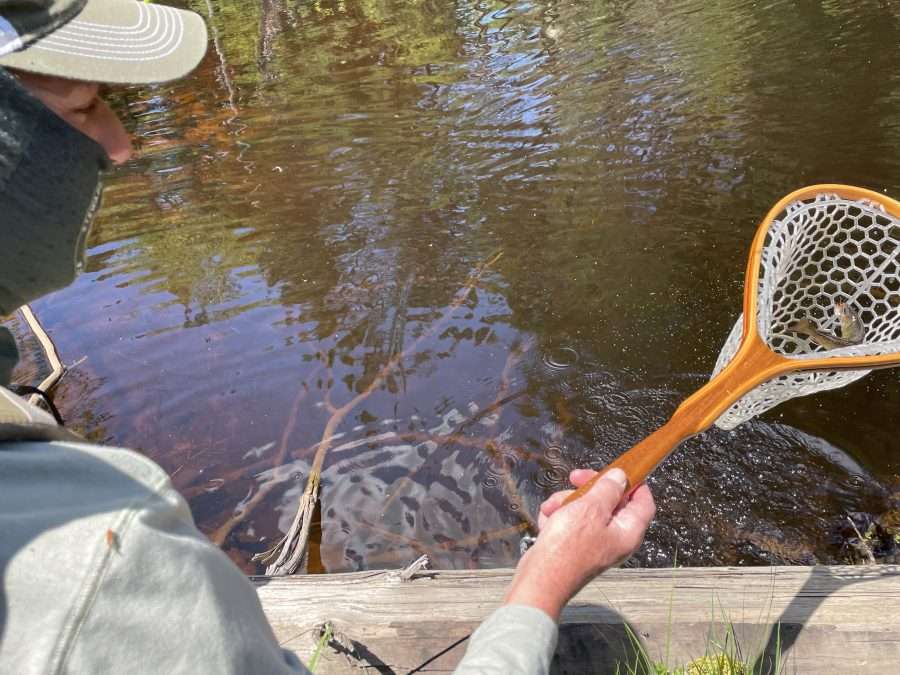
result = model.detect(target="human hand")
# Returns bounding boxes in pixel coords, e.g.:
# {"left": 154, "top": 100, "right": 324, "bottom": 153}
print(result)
{"left": 503, "top": 467, "right": 655, "bottom": 621}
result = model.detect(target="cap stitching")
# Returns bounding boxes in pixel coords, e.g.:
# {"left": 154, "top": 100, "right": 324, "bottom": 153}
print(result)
{"left": 29, "top": 10, "right": 183, "bottom": 60}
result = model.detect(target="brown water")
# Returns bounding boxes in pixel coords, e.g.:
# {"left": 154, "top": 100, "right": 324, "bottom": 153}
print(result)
{"left": 11, "top": 0, "right": 900, "bottom": 572}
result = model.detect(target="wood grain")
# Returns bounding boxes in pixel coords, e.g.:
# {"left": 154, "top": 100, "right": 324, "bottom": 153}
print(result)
{"left": 254, "top": 565, "right": 900, "bottom": 673}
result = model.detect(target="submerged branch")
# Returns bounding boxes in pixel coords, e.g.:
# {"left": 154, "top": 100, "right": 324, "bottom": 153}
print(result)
{"left": 260, "top": 252, "right": 505, "bottom": 575}
{"left": 210, "top": 368, "right": 319, "bottom": 546}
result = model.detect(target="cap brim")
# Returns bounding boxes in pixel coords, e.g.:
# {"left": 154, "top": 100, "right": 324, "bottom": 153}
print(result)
{"left": 0, "top": 0, "right": 208, "bottom": 84}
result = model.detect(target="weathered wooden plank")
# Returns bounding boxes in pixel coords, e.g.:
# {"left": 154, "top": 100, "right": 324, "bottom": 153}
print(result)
{"left": 253, "top": 566, "right": 900, "bottom": 674}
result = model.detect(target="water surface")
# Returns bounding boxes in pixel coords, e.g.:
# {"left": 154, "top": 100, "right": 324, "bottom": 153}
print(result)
{"left": 11, "top": 0, "right": 900, "bottom": 572}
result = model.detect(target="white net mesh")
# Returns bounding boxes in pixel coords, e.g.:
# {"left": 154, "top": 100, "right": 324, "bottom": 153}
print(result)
{"left": 712, "top": 191, "right": 900, "bottom": 430}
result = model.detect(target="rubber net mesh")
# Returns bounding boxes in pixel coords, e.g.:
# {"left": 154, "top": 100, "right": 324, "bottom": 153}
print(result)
{"left": 712, "top": 192, "right": 900, "bottom": 430}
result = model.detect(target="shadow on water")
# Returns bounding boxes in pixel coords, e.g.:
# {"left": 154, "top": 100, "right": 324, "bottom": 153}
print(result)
{"left": 194, "top": 342, "right": 895, "bottom": 575}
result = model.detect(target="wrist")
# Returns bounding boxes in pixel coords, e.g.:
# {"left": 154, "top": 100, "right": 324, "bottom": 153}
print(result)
{"left": 503, "top": 548, "right": 571, "bottom": 621}
{"left": 504, "top": 585, "right": 566, "bottom": 622}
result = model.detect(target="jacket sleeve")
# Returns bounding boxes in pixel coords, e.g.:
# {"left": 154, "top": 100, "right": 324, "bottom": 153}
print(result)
{"left": 0, "top": 440, "right": 311, "bottom": 675}
{"left": 452, "top": 604, "right": 559, "bottom": 675}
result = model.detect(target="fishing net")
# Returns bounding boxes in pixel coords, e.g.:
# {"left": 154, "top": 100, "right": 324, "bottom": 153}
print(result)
{"left": 713, "top": 191, "right": 900, "bottom": 429}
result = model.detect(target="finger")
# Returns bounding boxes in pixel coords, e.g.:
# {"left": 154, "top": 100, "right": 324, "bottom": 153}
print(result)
{"left": 539, "top": 488, "right": 576, "bottom": 528}
{"left": 540, "top": 489, "right": 575, "bottom": 517}
{"left": 568, "top": 468, "right": 599, "bottom": 488}
{"left": 612, "top": 482, "right": 653, "bottom": 517}
{"left": 609, "top": 484, "right": 656, "bottom": 550}
{"left": 581, "top": 468, "right": 629, "bottom": 517}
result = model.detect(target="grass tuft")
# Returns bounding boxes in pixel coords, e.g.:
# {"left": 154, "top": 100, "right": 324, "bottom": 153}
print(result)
{"left": 308, "top": 622, "right": 334, "bottom": 673}
{"left": 612, "top": 563, "right": 784, "bottom": 675}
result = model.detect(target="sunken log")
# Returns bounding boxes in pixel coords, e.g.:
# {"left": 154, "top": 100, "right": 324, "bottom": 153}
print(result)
{"left": 253, "top": 565, "right": 900, "bottom": 674}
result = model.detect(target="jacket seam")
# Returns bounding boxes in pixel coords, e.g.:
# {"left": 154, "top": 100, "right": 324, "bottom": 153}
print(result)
{"left": 47, "top": 461, "right": 175, "bottom": 674}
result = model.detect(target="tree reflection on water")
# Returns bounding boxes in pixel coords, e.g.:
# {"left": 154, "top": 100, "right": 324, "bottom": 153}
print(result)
{"left": 10, "top": 0, "right": 900, "bottom": 572}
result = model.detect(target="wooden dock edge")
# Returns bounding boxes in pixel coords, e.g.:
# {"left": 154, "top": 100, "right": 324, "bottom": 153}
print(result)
{"left": 253, "top": 565, "right": 900, "bottom": 673}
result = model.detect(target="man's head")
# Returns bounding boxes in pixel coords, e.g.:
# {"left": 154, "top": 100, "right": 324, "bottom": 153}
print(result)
{"left": 0, "top": 0, "right": 207, "bottom": 316}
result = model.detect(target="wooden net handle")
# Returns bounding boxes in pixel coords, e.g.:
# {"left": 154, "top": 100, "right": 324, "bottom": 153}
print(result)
{"left": 562, "top": 185, "right": 900, "bottom": 506}
{"left": 562, "top": 337, "right": 788, "bottom": 505}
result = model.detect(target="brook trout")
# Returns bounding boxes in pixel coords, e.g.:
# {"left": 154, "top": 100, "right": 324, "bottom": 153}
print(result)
{"left": 788, "top": 301, "right": 865, "bottom": 349}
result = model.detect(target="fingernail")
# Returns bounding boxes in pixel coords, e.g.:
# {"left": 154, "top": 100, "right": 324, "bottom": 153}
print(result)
{"left": 604, "top": 468, "right": 627, "bottom": 488}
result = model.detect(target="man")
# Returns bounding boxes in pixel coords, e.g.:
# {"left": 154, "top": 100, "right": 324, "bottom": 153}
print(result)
{"left": 0, "top": 1, "right": 655, "bottom": 672}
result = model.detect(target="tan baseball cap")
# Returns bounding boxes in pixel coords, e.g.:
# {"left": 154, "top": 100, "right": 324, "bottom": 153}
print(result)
{"left": 0, "top": 0, "right": 208, "bottom": 84}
